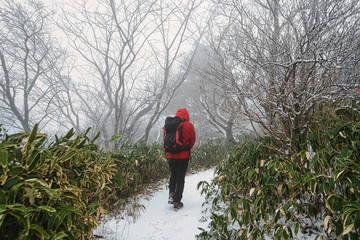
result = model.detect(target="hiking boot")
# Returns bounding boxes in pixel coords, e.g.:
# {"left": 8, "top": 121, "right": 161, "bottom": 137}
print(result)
{"left": 168, "top": 193, "right": 174, "bottom": 204}
{"left": 173, "top": 202, "right": 183, "bottom": 209}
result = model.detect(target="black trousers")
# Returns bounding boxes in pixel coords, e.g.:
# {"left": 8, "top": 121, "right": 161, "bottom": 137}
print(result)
{"left": 168, "top": 158, "right": 189, "bottom": 203}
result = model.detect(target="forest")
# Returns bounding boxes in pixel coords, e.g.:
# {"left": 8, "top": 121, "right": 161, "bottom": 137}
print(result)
{"left": 1, "top": 0, "right": 359, "bottom": 239}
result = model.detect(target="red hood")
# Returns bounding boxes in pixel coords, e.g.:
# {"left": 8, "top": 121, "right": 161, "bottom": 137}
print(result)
{"left": 175, "top": 108, "right": 190, "bottom": 121}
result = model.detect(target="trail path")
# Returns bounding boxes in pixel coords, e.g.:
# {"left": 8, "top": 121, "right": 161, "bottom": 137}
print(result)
{"left": 94, "top": 168, "right": 215, "bottom": 240}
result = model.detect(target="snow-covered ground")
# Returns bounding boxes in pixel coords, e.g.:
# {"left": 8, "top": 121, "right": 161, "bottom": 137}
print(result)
{"left": 94, "top": 167, "right": 319, "bottom": 240}
{"left": 94, "top": 168, "right": 215, "bottom": 240}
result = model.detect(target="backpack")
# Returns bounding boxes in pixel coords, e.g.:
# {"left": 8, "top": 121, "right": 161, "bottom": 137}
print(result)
{"left": 163, "top": 116, "right": 190, "bottom": 153}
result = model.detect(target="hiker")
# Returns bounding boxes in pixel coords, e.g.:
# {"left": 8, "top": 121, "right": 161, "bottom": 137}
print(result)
{"left": 163, "top": 108, "right": 196, "bottom": 209}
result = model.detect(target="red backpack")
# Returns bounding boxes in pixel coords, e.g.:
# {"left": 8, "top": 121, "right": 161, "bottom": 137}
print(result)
{"left": 163, "top": 117, "right": 190, "bottom": 153}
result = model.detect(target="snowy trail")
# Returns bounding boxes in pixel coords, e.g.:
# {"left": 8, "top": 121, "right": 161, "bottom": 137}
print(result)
{"left": 94, "top": 168, "right": 215, "bottom": 240}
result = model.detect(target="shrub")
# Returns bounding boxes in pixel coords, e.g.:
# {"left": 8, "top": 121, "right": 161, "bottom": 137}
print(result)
{"left": 103, "top": 141, "right": 169, "bottom": 210}
{"left": 0, "top": 123, "right": 232, "bottom": 238}
{"left": 190, "top": 138, "right": 233, "bottom": 172}
{"left": 197, "top": 108, "right": 360, "bottom": 239}
{"left": 0, "top": 124, "right": 114, "bottom": 239}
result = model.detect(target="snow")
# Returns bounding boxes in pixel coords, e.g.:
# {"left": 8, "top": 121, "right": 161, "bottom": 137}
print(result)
{"left": 94, "top": 167, "right": 320, "bottom": 240}
{"left": 94, "top": 168, "right": 215, "bottom": 240}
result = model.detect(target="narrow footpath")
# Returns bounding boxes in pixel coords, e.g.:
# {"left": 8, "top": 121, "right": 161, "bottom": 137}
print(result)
{"left": 94, "top": 168, "right": 215, "bottom": 240}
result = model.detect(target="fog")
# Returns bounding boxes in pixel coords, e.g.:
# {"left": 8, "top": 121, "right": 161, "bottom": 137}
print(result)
{"left": 1, "top": 0, "right": 359, "bottom": 151}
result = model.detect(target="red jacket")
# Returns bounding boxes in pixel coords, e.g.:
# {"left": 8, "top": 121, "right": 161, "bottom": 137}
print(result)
{"left": 166, "top": 108, "right": 196, "bottom": 159}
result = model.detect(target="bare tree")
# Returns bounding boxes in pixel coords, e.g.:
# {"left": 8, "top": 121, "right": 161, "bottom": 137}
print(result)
{"left": 0, "top": 0, "right": 66, "bottom": 132}
{"left": 57, "top": 0, "right": 207, "bottom": 146}
{"left": 57, "top": 0, "right": 160, "bottom": 147}
{"left": 49, "top": 56, "right": 84, "bottom": 133}
{"left": 199, "top": 86, "right": 237, "bottom": 144}
{"left": 189, "top": 45, "right": 241, "bottom": 144}
{"left": 209, "top": 0, "right": 360, "bottom": 155}
{"left": 141, "top": 0, "right": 206, "bottom": 143}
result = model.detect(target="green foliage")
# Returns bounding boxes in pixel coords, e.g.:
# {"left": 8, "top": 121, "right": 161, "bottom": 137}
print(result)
{"left": 0, "top": 124, "right": 114, "bottom": 239}
{"left": 0, "top": 124, "right": 230, "bottom": 239}
{"left": 104, "top": 141, "right": 169, "bottom": 209}
{"left": 191, "top": 138, "right": 233, "bottom": 172}
{"left": 197, "top": 107, "right": 360, "bottom": 239}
